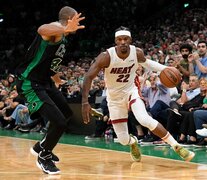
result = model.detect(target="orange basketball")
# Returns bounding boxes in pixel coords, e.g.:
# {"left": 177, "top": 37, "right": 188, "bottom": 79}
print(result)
{"left": 159, "top": 68, "right": 181, "bottom": 88}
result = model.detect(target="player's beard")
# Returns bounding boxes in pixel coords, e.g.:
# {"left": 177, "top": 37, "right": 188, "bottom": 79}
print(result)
{"left": 120, "top": 45, "right": 128, "bottom": 54}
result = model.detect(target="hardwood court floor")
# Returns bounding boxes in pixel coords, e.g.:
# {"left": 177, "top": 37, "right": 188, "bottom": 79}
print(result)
{"left": 1, "top": 130, "right": 207, "bottom": 180}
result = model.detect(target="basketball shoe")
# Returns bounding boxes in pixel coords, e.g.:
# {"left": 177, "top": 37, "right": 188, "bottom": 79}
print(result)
{"left": 36, "top": 150, "right": 60, "bottom": 175}
{"left": 173, "top": 144, "right": 195, "bottom": 161}
{"left": 196, "top": 128, "right": 207, "bottom": 137}
{"left": 30, "top": 141, "right": 59, "bottom": 163}
{"left": 90, "top": 108, "right": 103, "bottom": 118}
{"left": 167, "top": 108, "right": 182, "bottom": 116}
{"left": 130, "top": 135, "right": 141, "bottom": 162}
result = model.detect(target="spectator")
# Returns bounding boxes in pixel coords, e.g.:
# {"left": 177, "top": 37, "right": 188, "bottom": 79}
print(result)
{"left": 176, "top": 43, "right": 193, "bottom": 83}
{"left": 177, "top": 78, "right": 207, "bottom": 144}
{"left": 194, "top": 110, "right": 207, "bottom": 147}
{"left": 188, "top": 40, "right": 207, "bottom": 79}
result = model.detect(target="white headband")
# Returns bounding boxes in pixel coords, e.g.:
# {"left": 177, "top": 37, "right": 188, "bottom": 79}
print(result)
{"left": 115, "top": 30, "right": 131, "bottom": 37}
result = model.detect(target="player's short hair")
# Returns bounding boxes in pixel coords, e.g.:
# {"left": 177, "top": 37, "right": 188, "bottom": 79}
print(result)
{"left": 115, "top": 26, "right": 130, "bottom": 33}
{"left": 59, "top": 6, "right": 77, "bottom": 21}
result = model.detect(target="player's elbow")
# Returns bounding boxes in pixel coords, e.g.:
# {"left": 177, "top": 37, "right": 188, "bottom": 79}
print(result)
{"left": 37, "top": 25, "right": 46, "bottom": 36}
{"left": 37, "top": 27, "right": 43, "bottom": 35}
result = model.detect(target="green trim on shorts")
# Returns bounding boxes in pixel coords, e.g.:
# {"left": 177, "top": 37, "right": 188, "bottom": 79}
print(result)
{"left": 21, "top": 79, "right": 43, "bottom": 114}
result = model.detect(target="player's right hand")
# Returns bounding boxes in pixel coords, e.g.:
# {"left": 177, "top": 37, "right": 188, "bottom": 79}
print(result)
{"left": 82, "top": 103, "right": 91, "bottom": 124}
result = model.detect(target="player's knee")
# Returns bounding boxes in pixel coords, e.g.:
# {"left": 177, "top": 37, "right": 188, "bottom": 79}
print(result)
{"left": 137, "top": 115, "right": 158, "bottom": 131}
{"left": 56, "top": 119, "right": 67, "bottom": 130}
{"left": 116, "top": 132, "right": 129, "bottom": 145}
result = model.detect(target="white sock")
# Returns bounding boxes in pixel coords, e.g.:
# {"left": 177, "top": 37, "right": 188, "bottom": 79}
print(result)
{"left": 162, "top": 132, "right": 178, "bottom": 147}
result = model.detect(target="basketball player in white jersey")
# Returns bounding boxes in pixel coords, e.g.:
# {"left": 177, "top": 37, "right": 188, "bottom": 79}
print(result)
{"left": 82, "top": 26, "right": 195, "bottom": 162}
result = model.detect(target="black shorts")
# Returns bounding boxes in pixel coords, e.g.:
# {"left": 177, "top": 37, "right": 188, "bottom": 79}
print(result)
{"left": 16, "top": 79, "right": 72, "bottom": 119}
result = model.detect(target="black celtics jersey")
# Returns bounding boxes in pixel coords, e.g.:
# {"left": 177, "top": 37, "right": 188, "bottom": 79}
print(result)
{"left": 16, "top": 34, "right": 67, "bottom": 83}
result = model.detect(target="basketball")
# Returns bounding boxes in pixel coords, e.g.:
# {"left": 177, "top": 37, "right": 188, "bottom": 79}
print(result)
{"left": 159, "top": 68, "right": 181, "bottom": 88}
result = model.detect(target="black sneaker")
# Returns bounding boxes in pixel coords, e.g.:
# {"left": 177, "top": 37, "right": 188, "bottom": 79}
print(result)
{"left": 178, "top": 139, "right": 187, "bottom": 144}
{"left": 36, "top": 152, "right": 60, "bottom": 175}
{"left": 140, "top": 135, "right": 155, "bottom": 145}
{"left": 18, "top": 126, "right": 30, "bottom": 133}
{"left": 40, "top": 127, "right": 48, "bottom": 134}
{"left": 167, "top": 108, "right": 182, "bottom": 116}
{"left": 30, "top": 142, "right": 59, "bottom": 163}
{"left": 30, "top": 125, "right": 42, "bottom": 132}
{"left": 85, "top": 134, "right": 102, "bottom": 140}
{"left": 193, "top": 138, "right": 207, "bottom": 148}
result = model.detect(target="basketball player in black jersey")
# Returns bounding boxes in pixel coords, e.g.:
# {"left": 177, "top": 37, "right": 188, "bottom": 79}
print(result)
{"left": 15, "top": 6, "right": 85, "bottom": 175}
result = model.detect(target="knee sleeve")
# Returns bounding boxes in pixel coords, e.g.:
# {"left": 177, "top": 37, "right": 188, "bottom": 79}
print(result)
{"left": 135, "top": 114, "right": 158, "bottom": 131}
{"left": 116, "top": 131, "right": 130, "bottom": 145}
{"left": 112, "top": 122, "right": 130, "bottom": 145}
{"left": 131, "top": 98, "right": 158, "bottom": 131}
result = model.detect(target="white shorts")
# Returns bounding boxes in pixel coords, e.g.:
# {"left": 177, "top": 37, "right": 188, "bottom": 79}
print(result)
{"left": 107, "top": 87, "right": 140, "bottom": 122}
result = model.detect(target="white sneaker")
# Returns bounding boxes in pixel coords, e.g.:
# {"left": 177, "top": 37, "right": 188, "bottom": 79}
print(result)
{"left": 196, "top": 128, "right": 207, "bottom": 137}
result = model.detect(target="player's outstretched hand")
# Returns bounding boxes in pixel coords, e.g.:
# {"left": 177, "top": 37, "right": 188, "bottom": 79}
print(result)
{"left": 65, "top": 13, "right": 85, "bottom": 33}
{"left": 82, "top": 103, "right": 91, "bottom": 124}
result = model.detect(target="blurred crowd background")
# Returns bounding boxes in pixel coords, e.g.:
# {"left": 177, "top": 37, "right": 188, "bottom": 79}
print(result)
{"left": 1, "top": 0, "right": 207, "bottom": 146}
{"left": 0, "top": 0, "right": 206, "bottom": 74}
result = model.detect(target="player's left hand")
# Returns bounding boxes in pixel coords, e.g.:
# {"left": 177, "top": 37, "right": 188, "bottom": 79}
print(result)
{"left": 65, "top": 13, "right": 85, "bottom": 33}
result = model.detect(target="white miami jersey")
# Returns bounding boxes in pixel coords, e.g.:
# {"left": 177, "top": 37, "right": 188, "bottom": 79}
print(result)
{"left": 105, "top": 45, "right": 138, "bottom": 99}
